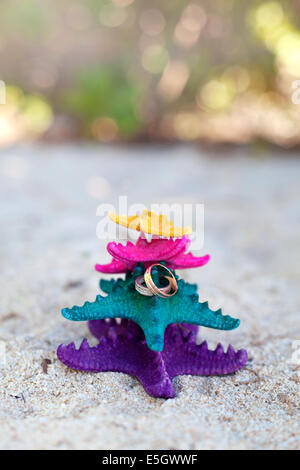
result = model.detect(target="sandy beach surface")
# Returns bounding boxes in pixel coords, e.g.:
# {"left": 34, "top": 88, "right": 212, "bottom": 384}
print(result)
{"left": 0, "top": 144, "right": 299, "bottom": 450}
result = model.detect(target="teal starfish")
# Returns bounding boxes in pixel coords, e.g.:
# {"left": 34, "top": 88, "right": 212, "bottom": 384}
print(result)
{"left": 62, "top": 267, "right": 240, "bottom": 351}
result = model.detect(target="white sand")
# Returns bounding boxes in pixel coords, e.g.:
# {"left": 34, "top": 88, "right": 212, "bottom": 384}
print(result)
{"left": 0, "top": 144, "right": 299, "bottom": 450}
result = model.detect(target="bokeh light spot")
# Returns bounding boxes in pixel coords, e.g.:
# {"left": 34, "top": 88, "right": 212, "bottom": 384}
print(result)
{"left": 142, "top": 45, "right": 169, "bottom": 74}
{"left": 223, "top": 66, "right": 250, "bottom": 93}
{"left": 99, "top": 5, "right": 127, "bottom": 27}
{"left": 139, "top": 9, "right": 165, "bottom": 36}
{"left": 92, "top": 117, "right": 119, "bottom": 142}
{"left": 255, "top": 2, "right": 283, "bottom": 30}
{"left": 199, "top": 79, "right": 234, "bottom": 110}
{"left": 174, "top": 3, "right": 206, "bottom": 48}
{"left": 158, "top": 61, "right": 189, "bottom": 101}
{"left": 174, "top": 113, "right": 200, "bottom": 140}
{"left": 5, "top": 85, "right": 24, "bottom": 108}
{"left": 181, "top": 4, "right": 206, "bottom": 33}
{"left": 22, "top": 96, "right": 53, "bottom": 133}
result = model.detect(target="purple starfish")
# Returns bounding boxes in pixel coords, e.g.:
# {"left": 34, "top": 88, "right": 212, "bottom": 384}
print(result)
{"left": 57, "top": 319, "right": 248, "bottom": 398}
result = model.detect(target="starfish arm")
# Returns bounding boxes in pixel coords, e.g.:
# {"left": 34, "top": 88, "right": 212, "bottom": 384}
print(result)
{"left": 109, "top": 211, "right": 141, "bottom": 231}
{"left": 95, "top": 259, "right": 129, "bottom": 273}
{"left": 61, "top": 294, "right": 133, "bottom": 322}
{"left": 165, "top": 281, "right": 240, "bottom": 331}
{"left": 167, "top": 253, "right": 210, "bottom": 270}
{"left": 164, "top": 335, "right": 248, "bottom": 378}
{"left": 177, "top": 280, "right": 198, "bottom": 297}
{"left": 138, "top": 315, "right": 167, "bottom": 352}
{"left": 61, "top": 290, "right": 147, "bottom": 323}
{"left": 140, "top": 211, "right": 192, "bottom": 237}
{"left": 171, "top": 297, "right": 240, "bottom": 330}
{"left": 61, "top": 289, "right": 165, "bottom": 351}
{"left": 57, "top": 334, "right": 174, "bottom": 398}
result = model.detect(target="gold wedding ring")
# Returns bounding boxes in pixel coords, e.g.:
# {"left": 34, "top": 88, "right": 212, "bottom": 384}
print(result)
{"left": 135, "top": 275, "right": 172, "bottom": 297}
{"left": 144, "top": 263, "right": 178, "bottom": 298}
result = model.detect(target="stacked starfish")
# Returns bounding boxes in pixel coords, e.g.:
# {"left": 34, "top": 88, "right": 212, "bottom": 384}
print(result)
{"left": 58, "top": 210, "right": 248, "bottom": 398}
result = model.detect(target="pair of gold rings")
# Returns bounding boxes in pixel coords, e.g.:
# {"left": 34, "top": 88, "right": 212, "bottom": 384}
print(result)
{"left": 135, "top": 263, "right": 178, "bottom": 298}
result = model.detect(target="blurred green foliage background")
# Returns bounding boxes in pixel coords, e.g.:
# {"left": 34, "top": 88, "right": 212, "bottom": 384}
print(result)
{"left": 1, "top": 0, "right": 300, "bottom": 147}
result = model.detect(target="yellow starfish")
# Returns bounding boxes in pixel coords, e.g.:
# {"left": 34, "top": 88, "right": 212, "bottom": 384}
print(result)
{"left": 109, "top": 209, "right": 192, "bottom": 237}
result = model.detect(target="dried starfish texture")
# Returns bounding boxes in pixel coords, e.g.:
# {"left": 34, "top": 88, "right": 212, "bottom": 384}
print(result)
{"left": 61, "top": 272, "right": 240, "bottom": 351}
{"left": 57, "top": 319, "right": 248, "bottom": 398}
{"left": 167, "top": 251, "right": 210, "bottom": 270}
{"left": 109, "top": 209, "right": 192, "bottom": 237}
{"left": 95, "top": 235, "right": 210, "bottom": 273}
{"left": 108, "top": 236, "right": 188, "bottom": 263}
{"left": 96, "top": 257, "right": 133, "bottom": 274}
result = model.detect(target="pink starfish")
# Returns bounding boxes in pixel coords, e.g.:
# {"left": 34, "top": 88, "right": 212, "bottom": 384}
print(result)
{"left": 95, "top": 235, "right": 210, "bottom": 273}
